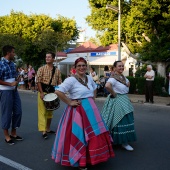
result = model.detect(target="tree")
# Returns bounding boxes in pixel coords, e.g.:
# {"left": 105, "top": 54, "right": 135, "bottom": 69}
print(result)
{"left": 87, "top": 37, "right": 101, "bottom": 46}
{"left": 0, "top": 33, "right": 26, "bottom": 57}
{"left": 86, "top": 0, "right": 170, "bottom": 62}
{"left": 0, "top": 11, "right": 79, "bottom": 67}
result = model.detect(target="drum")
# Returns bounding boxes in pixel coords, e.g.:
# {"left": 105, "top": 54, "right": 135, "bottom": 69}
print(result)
{"left": 43, "top": 93, "right": 60, "bottom": 111}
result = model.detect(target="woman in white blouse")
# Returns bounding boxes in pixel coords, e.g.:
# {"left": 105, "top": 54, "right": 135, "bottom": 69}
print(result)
{"left": 101, "top": 61, "right": 137, "bottom": 151}
{"left": 52, "top": 57, "right": 114, "bottom": 170}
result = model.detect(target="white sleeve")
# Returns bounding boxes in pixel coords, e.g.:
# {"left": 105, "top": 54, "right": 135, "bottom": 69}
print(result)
{"left": 107, "top": 78, "right": 116, "bottom": 85}
{"left": 57, "top": 77, "right": 74, "bottom": 93}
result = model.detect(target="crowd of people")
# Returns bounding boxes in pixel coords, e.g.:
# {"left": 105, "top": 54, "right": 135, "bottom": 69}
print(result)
{"left": 17, "top": 65, "right": 37, "bottom": 92}
{"left": 0, "top": 45, "right": 170, "bottom": 170}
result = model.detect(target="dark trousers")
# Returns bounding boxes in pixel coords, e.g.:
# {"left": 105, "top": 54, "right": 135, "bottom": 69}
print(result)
{"left": 0, "top": 90, "right": 22, "bottom": 129}
{"left": 145, "top": 81, "right": 154, "bottom": 102}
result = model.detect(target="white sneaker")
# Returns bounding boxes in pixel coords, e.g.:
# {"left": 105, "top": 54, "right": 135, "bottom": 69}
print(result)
{"left": 122, "top": 144, "right": 134, "bottom": 151}
{"left": 79, "top": 168, "right": 87, "bottom": 170}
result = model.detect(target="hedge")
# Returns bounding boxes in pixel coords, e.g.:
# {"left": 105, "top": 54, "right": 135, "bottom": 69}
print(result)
{"left": 126, "top": 76, "right": 168, "bottom": 96}
{"left": 126, "top": 76, "right": 137, "bottom": 94}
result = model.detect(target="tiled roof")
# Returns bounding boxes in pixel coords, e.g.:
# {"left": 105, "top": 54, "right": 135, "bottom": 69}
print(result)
{"left": 67, "top": 41, "right": 98, "bottom": 53}
{"left": 93, "top": 44, "right": 118, "bottom": 52}
{"left": 56, "top": 52, "right": 67, "bottom": 57}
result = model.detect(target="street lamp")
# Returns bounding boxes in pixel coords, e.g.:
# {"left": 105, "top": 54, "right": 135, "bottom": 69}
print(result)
{"left": 106, "top": 3, "right": 121, "bottom": 60}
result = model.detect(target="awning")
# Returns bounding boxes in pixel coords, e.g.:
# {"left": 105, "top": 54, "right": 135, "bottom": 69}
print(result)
{"left": 59, "top": 57, "right": 79, "bottom": 65}
{"left": 89, "top": 57, "right": 116, "bottom": 65}
{"left": 59, "top": 56, "right": 117, "bottom": 65}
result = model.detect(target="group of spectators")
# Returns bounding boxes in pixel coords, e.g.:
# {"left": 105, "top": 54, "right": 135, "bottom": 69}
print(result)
{"left": 17, "top": 65, "right": 36, "bottom": 91}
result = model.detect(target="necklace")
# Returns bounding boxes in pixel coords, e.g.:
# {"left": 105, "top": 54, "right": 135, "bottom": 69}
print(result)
{"left": 73, "top": 74, "right": 89, "bottom": 89}
{"left": 111, "top": 73, "right": 127, "bottom": 86}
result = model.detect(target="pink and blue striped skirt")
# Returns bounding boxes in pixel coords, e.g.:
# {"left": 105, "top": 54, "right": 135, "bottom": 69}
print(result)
{"left": 52, "top": 97, "right": 115, "bottom": 167}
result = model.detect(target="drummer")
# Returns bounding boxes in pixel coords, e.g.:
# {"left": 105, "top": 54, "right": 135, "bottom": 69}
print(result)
{"left": 36, "top": 52, "right": 62, "bottom": 139}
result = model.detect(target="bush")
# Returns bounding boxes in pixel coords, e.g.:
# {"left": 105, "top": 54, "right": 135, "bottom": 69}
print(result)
{"left": 153, "top": 76, "right": 166, "bottom": 96}
{"left": 136, "top": 77, "right": 145, "bottom": 94}
{"left": 126, "top": 76, "right": 137, "bottom": 94}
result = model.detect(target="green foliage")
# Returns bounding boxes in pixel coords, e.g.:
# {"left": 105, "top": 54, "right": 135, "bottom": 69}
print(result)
{"left": 87, "top": 0, "right": 170, "bottom": 61}
{"left": 136, "top": 77, "right": 145, "bottom": 94}
{"left": 153, "top": 76, "right": 166, "bottom": 96}
{"left": 126, "top": 76, "right": 168, "bottom": 96}
{"left": 0, "top": 11, "right": 79, "bottom": 68}
{"left": 0, "top": 33, "right": 26, "bottom": 57}
{"left": 126, "top": 76, "right": 137, "bottom": 94}
{"left": 87, "top": 37, "right": 101, "bottom": 46}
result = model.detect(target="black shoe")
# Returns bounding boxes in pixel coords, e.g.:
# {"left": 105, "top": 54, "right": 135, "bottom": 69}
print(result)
{"left": 42, "top": 133, "right": 48, "bottom": 139}
{"left": 166, "top": 103, "right": 170, "bottom": 106}
{"left": 5, "top": 139, "right": 15, "bottom": 145}
{"left": 150, "top": 101, "right": 154, "bottom": 104}
{"left": 10, "top": 135, "right": 23, "bottom": 141}
{"left": 46, "top": 130, "right": 55, "bottom": 134}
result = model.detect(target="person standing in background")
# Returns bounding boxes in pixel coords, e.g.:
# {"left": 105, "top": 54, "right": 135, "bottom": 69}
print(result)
{"left": 0, "top": 45, "right": 23, "bottom": 145}
{"left": 89, "top": 67, "right": 98, "bottom": 82}
{"left": 109, "top": 66, "right": 115, "bottom": 76}
{"left": 144, "top": 65, "right": 155, "bottom": 104}
{"left": 70, "top": 65, "right": 76, "bottom": 76}
{"left": 23, "top": 68, "right": 29, "bottom": 90}
{"left": 28, "top": 65, "right": 35, "bottom": 90}
{"left": 104, "top": 65, "right": 110, "bottom": 96}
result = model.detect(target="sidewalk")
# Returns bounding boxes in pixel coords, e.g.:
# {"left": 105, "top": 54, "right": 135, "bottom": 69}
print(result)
{"left": 127, "top": 94, "right": 170, "bottom": 106}
{"left": 18, "top": 89, "right": 170, "bottom": 107}
{"left": 96, "top": 94, "right": 170, "bottom": 107}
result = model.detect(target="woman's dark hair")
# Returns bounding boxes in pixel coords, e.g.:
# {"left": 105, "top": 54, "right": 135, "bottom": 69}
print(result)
{"left": 113, "top": 60, "right": 122, "bottom": 67}
{"left": 104, "top": 65, "right": 109, "bottom": 71}
{"left": 91, "top": 67, "right": 95, "bottom": 71}
{"left": 75, "top": 57, "right": 87, "bottom": 67}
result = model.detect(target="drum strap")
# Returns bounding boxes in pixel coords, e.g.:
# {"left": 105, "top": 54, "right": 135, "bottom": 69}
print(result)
{"left": 49, "top": 66, "right": 56, "bottom": 86}
{"left": 41, "top": 66, "right": 56, "bottom": 93}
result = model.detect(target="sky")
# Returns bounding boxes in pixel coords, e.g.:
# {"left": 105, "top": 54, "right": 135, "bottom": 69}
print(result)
{"left": 0, "top": 0, "right": 96, "bottom": 39}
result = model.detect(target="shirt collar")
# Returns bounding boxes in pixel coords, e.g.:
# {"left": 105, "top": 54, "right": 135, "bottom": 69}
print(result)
{"left": 2, "top": 57, "right": 11, "bottom": 64}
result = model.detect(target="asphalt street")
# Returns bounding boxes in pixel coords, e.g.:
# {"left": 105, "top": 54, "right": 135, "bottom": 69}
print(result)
{"left": 0, "top": 92, "right": 170, "bottom": 170}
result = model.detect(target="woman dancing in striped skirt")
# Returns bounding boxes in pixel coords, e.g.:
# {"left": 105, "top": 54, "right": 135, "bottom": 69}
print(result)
{"left": 101, "top": 61, "right": 137, "bottom": 151}
{"left": 52, "top": 57, "right": 115, "bottom": 170}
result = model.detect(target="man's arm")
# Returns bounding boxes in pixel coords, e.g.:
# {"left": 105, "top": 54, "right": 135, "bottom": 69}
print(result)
{"left": 0, "top": 80, "right": 18, "bottom": 86}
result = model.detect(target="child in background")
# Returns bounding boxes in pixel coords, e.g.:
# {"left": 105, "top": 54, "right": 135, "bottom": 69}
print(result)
{"left": 31, "top": 73, "right": 36, "bottom": 92}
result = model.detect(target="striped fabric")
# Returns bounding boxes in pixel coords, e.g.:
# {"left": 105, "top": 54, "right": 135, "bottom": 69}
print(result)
{"left": 111, "top": 112, "right": 137, "bottom": 144}
{"left": 101, "top": 94, "right": 134, "bottom": 130}
{"left": 52, "top": 98, "right": 114, "bottom": 167}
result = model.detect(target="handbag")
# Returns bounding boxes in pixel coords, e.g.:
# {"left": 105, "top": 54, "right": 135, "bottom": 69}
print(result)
{"left": 93, "top": 74, "right": 99, "bottom": 81}
{"left": 41, "top": 66, "right": 55, "bottom": 93}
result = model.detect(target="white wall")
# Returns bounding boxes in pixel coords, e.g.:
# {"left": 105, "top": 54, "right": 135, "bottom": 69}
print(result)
{"left": 157, "top": 62, "right": 166, "bottom": 77}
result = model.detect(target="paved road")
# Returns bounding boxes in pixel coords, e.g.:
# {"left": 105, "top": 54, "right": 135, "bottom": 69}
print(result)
{"left": 0, "top": 92, "right": 170, "bottom": 170}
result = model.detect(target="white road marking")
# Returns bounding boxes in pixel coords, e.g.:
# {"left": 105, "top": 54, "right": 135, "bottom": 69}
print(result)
{"left": 0, "top": 155, "right": 32, "bottom": 170}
